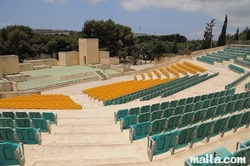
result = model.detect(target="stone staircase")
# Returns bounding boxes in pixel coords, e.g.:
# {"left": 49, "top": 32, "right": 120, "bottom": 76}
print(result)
{"left": 95, "top": 70, "right": 109, "bottom": 80}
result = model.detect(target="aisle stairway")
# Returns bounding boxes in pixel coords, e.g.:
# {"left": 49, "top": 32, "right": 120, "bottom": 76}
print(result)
{"left": 95, "top": 70, "right": 109, "bottom": 80}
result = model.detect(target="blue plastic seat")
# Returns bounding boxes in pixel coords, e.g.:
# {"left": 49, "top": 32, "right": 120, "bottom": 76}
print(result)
{"left": 15, "top": 127, "right": 42, "bottom": 145}
{"left": 120, "top": 114, "right": 137, "bottom": 132}
{"left": 147, "top": 130, "right": 179, "bottom": 161}
{"left": 129, "top": 121, "right": 151, "bottom": 143}
{"left": 0, "top": 142, "right": 25, "bottom": 166}
{"left": 42, "top": 112, "right": 58, "bottom": 125}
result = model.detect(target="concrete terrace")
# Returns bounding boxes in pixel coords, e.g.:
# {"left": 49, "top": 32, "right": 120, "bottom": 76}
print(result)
{"left": 1, "top": 58, "right": 250, "bottom": 166}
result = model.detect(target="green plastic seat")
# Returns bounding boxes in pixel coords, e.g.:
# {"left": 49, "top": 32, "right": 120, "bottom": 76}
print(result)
{"left": 218, "top": 96, "right": 226, "bottom": 104}
{"left": 225, "top": 101, "right": 235, "bottom": 114}
{"left": 195, "top": 121, "right": 214, "bottom": 143}
{"left": 193, "top": 96, "right": 201, "bottom": 103}
{"left": 28, "top": 112, "right": 42, "bottom": 119}
{"left": 149, "top": 118, "right": 167, "bottom": 135}
{"left": 207, "top": 93, "right": 214, "bottom": 99}
{"left": 180, "top": 112, "right": 194, "bottom": 128}
{"left": 129, "top": 121, "right": 151, "bottom": 143}
{"left": 243, "top": 97, "right": 250, "bottom": 109}
{"left": 170, "top": 100, "right": 178, "bottom": 108}
{"left": 140, "top": 105, "right": 150, "bottom": 113}
{"left": 0, "top": 118, "right": 15, "bottom": 128}
{"left": 138, "top": 112, "right": 151, "bottom": 123}
{"left": 239, "top": 110, "right": 250, "bottom": 128}
{"left": 214, "top": 103, "right": 226, "bottom": 118}
{"left": 193, "top": 109, "right": 206, "bottom": 123}
{"left": 15, "top": 112, "right": 28, "bottom": 118}
{"left": 162, "top": 108, "right": 174, "bottom": 118}
{"left": 31, "top": 118, "right": 51, "bottom": 134}
{"left": 239, "top": 139, "right": 250, "bottom": 148}
{"left": 166, "top": 114, "right": 181, "bottom": 132}
{"left": 129, "top": 107, "right": 140, "bottom": 115}
{"left": 193, "top": 101, "right": 203, "bottom": 111}
{"left": 0, "top": 142, "right": 25, "bottom": 166}
{"left": 234, "top": 99, "right": 244, "bottom": 111}
{"left": 210, "top": 98, "right": 219, "bottom": 106}
{"left": 202, "top": 99, "right": 210, "bottom": 108}
{"left": 213, "top": 92, "right": 220, "bottom": 98}
{"left": 15, "top": 118, "right": 32, "bottom": 127}
{"left": 226, "top": 114, "right": 242, "bottom": 133}
{"left": 150, "top": 110, "right": 163, "bottom": 121}
{"left": 185, "top": 103, "right": 194, "bottom": 113}
{"left": 2, "top": 112, "right": 15, "bottom": 119}
{"left": 114, "top": 109, "right": 128, "bottom": 123}
{"left": 205, "top": 106, "right": 216, "bottom": 120}
{"left": 42, "top": 112, "right": 58, "bottom": 125}
{"left": 147, "top": 130, "right": 179, "bottom": 161}
{"left": 151, "top": 103, "right": 160, "bottom": 112}
{"left": 160, "top": 101, "right": 169, "bottom": 110}
{"left": 174, "top": 105, "right": 185, "bottom": 115}
{"left": 172, "top": 125, "right": 197, "bottom": 154}
{"left": 15, "top": 127, "right": 42, "bottom": 145}
{"left": 211, "top": 117, "right": 229, "bottom": 138}
{"left": 178, "top": 98, "right": 186, "bottom": 106}
{"left": 120, "top": 114, "right": 137, "bottom": 132}
{"left": 232, "top": 94, "right": 239, "bottom": 101}
{"left": 200, "top": 94, "right": 208, "bottom": 101}
{"left": 0, "top": 127, "right": 17, "bottom": 143}
{"left": 186, "top": 97, "right": 194, "bottom": 104}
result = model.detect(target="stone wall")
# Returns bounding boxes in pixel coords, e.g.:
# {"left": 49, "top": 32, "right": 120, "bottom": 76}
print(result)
{"left": 99, "top": 51, "right": 109, "bottom": 59}
{"left": 19, "top": 63, "right": 33, "bottom": 72}
{"left": 4, "top": 74, "right": 27, "bottom": 83}
{"left": 23, "top": 59, "right": 57, "bottom": 66}
{"left": 0, "top": 81, "right": 13, "bottom": 92}
{"left": 59, "top": 51, "right": 79, "bottom": 66}
{"left": 110, "top": 64, "right": 130, "bottom": 72}
{"left": 100, "top": 58, "right": 119, "bottom": 65}
{"left": 0, "top": 66, "right": 2, "bottom": 79}
{"left": 191, "top": 45, "right": 227, "bottom": 57}
{"left": 0, "top": 90, "right": 41, "bottom": 99}
{"left": 79, "top": 38, "right": 99, "bottom": 65}
{"left": 0, "top": 55, "right": 20, "bottom": 75}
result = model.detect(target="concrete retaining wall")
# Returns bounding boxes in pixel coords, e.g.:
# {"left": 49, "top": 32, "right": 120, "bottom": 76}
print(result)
{"left": 0, "top": 90, "right": 41, "bottom": 99}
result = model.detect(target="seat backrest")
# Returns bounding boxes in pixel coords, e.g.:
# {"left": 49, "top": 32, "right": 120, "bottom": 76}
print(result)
{"left": 174, "top": 105, "right": 185, "bottom": 115}
{"left": 16, "top": 127, "right": 37, "bottom": 142}
{"left": 151, "top": 110, "right": 163, "bottom": 121}
{"left": 133, "top": 121, "right": 151, "bottom": 137}
{"left": 150, "top": 118, "right": 167, "bottom": 135}
{"left": 15, "top": 112, "right": 28, "bottom": 118}
{"left": 140, "top": 105, "right": 150, "bottom": 113}
{"left": 15, "top": 118, "right": 31, "bottom": 127}
{"left": 0, "top": 127, "right": 15, "bottom": 142}
{"left": 31, "top": 118, "right": 48, "bottom": 130}
{"left": 213, "top": 117, "right": 228, "bottom": 134}
{"left": 2, "top": 112, "right": 15, "bottom": 119}
{"left": 215, "top": 103, "right": 226, "bottom": 116}
{"left": 231, "top": 146, "right": 250, "bottom": 166}
{"left": 151, "top": 131, "right": 178, "bottom": 155}
{"left": 0, "top": 118, "right": 14, "bottom": 128}
{"left": 227, "top": 114, "right": 242, "bottom": 129}
{"left": 205, "top": 106, "right": 216, "bottom": 119}
{"left": 138, "top": 112, "right": 151, "bottom": 123}
{"left": 163, "top": 108, "right": 174, "bottom": 118}
{"left": 243, "top": 97, "right": 250, "bottom": 109}
{"left": 241, "top": 111, "right": 250, "bottom": 125}
{"left": 185, "top": 103, "right": 194, "bottom": 113}
{"left": 218, "top": 96, "right": 226, "bottom": 104}
{"left": 176, "top": 125, "right": 197, "bottom": 147}
{"left": 196, "top": 121, "right": 214, "bottom": 140}
{"left": 178, "top": 98, "right": 186, "bottom": 106}
{"left": 29, "top": 112, "right": 41, "bottom": 119}
{"left": 202, "top": 99, "right": 211, "bottom": 108}
{"left": 166, "top": 114, "right": 181, "bottom": 131}
{"left": 122, "top": 115, "right": 137, "bottom": 129}
{"left": 181, "top": 112, "right": 194, "bottom": 127}
{"left": 193, "top": 109, "right": 206, "bottom": 123}
{"left": 116, "top": 109, "right": 128, "bottom": 121}
{"left": 42, "top": 112, "right": 56, "bottom": 122}
{"left": 234, "top": 99, "right": 243, "bottom": 111}
{"left": 129, "top": 107, "right": 140, "bottom": 115}
{"left": 160, "top": 101, "right": 169, "bottom": 110}
{"left": 193, "top": 101, "right": 203, "bottom": 111}
{"left": 170, "top": 100, "right": 178, "bottom": 108}
{"left": 151, "top": 103, "right": 160, "bottom": 112}
{"left": 0, "top": 142, "right": 17, "bottom": 162}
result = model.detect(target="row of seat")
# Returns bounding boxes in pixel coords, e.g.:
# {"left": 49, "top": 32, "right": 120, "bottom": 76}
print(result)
{"left": 228, "top": 63, "right": 245, "bottom": 73}
{"left": 245, "top": 82, "right": 250, "bottom": 91}
{"left": 202, "top": 55, "right": 223, "bottom": 62}
{"left": 166, "top": 66, "right": 179, "bottom": 76}
{"left": 225, "top": 71, "right": 250, "bottom": 90}
{"left": 120, "top": 97, "right": 250, "bottom": 132}
{"left": 197, "top": 57, "right": 214, "bottom": 64}
{"left": 0, "top": 94, "right": 82, "bottom": 110}
{"left": 183, "top": 61, "right": 207, "bottom": 73}
{"left": 184, "top": 140, "right": 250, "bottom": 166}
{"left": 206, "top": 52, "right": 230, "bottom": 61}
{"left": 0, "top": 111, "right": 57, "bottom": 123}
{"left": 114, "top": 88, "right": 238, "bottom": 122}
{"left": 176, "top": 62, "right": 198, "bottom": 74}
{"left": 159, "top": 67, "right": 170, "bottom": 77}
{"left": 216, "top": 50, "right": 238, "bottom": 59}
{"left": 225, "top": 47, "right": 250, "bottom": 56}
{"left": 234, "top": 58, "right": 250, "bottom": 68}
{"left": 146, "top": 110, "right": 250, "bottom": 161}
{"left": 171, "top": 64, "right": 188, "bottom": 75}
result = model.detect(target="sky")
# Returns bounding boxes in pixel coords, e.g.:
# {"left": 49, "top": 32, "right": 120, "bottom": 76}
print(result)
{"left": 0, "top": 0, "right": 249, "bottom": 40}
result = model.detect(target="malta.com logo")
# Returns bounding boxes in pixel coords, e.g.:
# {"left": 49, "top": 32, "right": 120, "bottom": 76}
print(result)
{"left": 189, "top": 154, "right": 246, "bottom": 165}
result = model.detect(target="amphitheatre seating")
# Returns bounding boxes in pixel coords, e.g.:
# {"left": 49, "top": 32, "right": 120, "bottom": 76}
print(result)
{"left": 15, "top": 118, "right": 32, "bottom": 127}
{"left": 208, "top": 52, "right": 231, "bottom": 60}
{"left": 243, "top": 56, "right": 250, "bottom": 62}
{"left": 159, "top": 68, "right": 169, "bottom": 77}
{"left": 0, "top": 127, "right": 17, "bottom": 143}
{"left": 16, "top": 112, "right": 28, "bottom": 118}
{"left": 0, "top": 94, "right": 82, "bottom": 110}
{"left": 15, "top": 127, "right": 42, "bottom": 145}
{"left": 228, "top": 64, "right": 245, "bottom": 73}
{"left": 184, "top": 144, "right": 250, "bottom": 166}
{"left": 217, "top": 50, "right": 238, "bottom": 59}
{"left": 245, "top": 82, "right": 250, "bottom": 91}
{"left": 225, "top": 71, "right": 250, "bottom": 89}
{"left": 226, "top": 113, "right": 242, "bottom": 133}
{"left": 171, "top": 64, "right": 188, "bottom": 75}
{"left": 0, "top": 142, "right": 25, "bottom": 166}
{"left": 129, "top": 121, "right": 151, "bottom": 143}
{"left": 183, "top": 61, "right": 206, "bottom": 73}
{"left": 29, "top": 112, "right": 42, "bottom": 119}
{"left": 165, "top": 66, "right": 179, "bottom": 76}
{"left": 42, "top": 112, "right": 58, "bottom": 125}
{"left": 0, "top": 118, "right": 15, "bottom": 128}
{"left": 176, "top": 63, "right": 198, "bottom": 74}
{"left": 196, "top": 56, "right": 214, "bottom": 64}
{"left": 194, "top": 121, "right": 214, "bottom": 143}
{"left": 153, "top": 69, "right": 161, "bottom": 78}
{"left": 31, "top": 118, "right": 51, "bottom": 134}
{"left": 224, "top": 47, "right": 250, "bottom": 57}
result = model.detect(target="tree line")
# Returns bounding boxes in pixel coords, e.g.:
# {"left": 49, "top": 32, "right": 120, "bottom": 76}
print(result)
{"left": 0, "top": 18, "right": 249, "bottom": 64}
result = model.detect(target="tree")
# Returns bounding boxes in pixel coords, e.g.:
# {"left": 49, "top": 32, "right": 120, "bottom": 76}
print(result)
{"left": 217, "top": 15, "right": 228, "bottom": 46}
{"left": 82, "top": 19, "right": 137, "bottom": 57}
{"left": 245, "top": 28, "right": 250, "bottom": 40}
{"left": 172, "top": 40, "right": 178, "bottom": 54}
{"left": 234, "top": 27, "right": 239, "bottom": 40}
{"left": 202, "top": 19, "right": 216, "bottom": 49}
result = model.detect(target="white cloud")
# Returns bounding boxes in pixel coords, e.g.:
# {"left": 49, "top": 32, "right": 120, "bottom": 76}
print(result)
{"left": 121, "top": 0, "right": 250, "bottom": 28}
{"left": 44, "top": 0, "right": 68, "bottom": 4}
{"left": 88, "top": 0, "right": 105, "bottom": 5}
